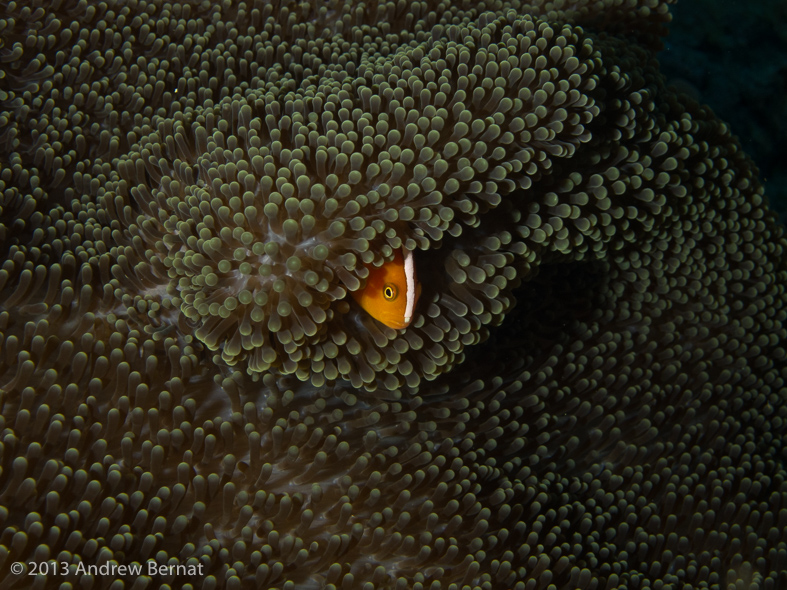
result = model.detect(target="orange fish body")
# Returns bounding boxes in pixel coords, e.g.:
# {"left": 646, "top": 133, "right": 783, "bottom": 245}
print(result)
{"left": 352, "top": 248, "right": 421, "bottom": 329}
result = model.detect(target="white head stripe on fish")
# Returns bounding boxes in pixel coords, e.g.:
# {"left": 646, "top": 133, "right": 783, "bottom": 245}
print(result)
{"left": 403, "top": 247, "right": 416, "bottom": 323}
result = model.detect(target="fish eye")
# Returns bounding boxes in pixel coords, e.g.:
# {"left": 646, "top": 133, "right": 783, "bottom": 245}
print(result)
{"left": 383, "top": 283, "right": 398, "bottom": 301}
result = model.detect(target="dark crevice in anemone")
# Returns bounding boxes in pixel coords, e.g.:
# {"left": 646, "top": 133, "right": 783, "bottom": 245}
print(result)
{"left": 454, "top": 258, "right": 611, "bottom": 378}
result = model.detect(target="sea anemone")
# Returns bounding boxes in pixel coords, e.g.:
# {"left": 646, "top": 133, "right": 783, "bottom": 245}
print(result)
{"left": 0, "top": 0, "right": 785, "bottom": 588}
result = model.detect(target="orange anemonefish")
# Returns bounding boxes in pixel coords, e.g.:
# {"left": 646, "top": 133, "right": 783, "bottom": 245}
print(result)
{"left": 351, "top": 247, "right": 421, "bottom": 329}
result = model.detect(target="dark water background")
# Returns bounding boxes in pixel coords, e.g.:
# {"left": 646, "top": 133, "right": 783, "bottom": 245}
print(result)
{"left": 659, "top": 0, "right": 787, "bottom": 222}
